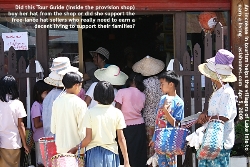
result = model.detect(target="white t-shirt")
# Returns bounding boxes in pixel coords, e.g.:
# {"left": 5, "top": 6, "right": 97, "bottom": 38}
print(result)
{"left": 51, "top": 94, "right": 87, "bottom": 153}
{"left": 86, "top": 82, "right": 118, "bottom": 109}
{"left": 208, "top": 83, "right": 237, "bottom": 149}
{"left": 83, "top": 104, "right": 126, "bottom": 154}
{"left": 0, "top": 99, "right": 27, "bottom": 149}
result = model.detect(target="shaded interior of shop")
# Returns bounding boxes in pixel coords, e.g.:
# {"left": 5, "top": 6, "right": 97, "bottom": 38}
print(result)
{"left": 47, "top": 14, "right": 175, "bottom": 74}
{"left": 81, "top": 14, "right": 173, "bottom": 68}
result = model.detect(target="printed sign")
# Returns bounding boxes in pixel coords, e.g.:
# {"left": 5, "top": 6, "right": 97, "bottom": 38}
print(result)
{"left": 2, "top": 32, "right": 28, "bottom": 51}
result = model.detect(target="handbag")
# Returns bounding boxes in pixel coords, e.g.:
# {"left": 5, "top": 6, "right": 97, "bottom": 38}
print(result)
{"left": 154, "top": 127, "right": 190, "bottom": 155}
{"left": 196, "top": 116, "right": 224, "bottom": 160}
{"left": 51, "top": 153, "right": 84, "bottom": 167}
{"left": 51, "top": 142, "right": 84, "bottom": 167}
{"left": 22, "top": 153, "right": 35, "bottom": 167}
{"left": 39, "top": 137, "right": 57, "bottom": 167}
{"left": 26, "top": 128, "right": 35, "bottom": 149}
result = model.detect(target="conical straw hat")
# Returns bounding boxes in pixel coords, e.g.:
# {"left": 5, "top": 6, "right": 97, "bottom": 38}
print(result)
{"left": 132, "top": 56, "right": 165, "bottom": 76}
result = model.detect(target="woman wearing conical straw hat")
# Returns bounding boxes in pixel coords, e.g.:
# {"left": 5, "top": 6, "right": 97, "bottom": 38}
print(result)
{"left": 132, "top": 56, "right": 165, "bottom": 160}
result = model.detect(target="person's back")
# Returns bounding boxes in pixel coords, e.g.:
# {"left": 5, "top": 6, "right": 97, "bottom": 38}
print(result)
{"left": 51, "top": 93, "right": 87, "bottom": 153}
{"left": 51, "top": 72, "right": 87, "bottom": 153}
{"left": 0, "top": 75, "right": 29, "bottom": 167}
{"left": 115, "top": 87, "right": 145, "bottom": 125}
{"left": 68, "top": 81, "right": 130, "bottom": 167}
{"left": 86, "top": 104, "right": 124, "bottom": 152}
{"left": 42, "top": 88, "right": 63, "bottom": 137}
{"left": 0, "top": 99, "right": 25, "bottom": 148}
{"left": 143, "top": 76, "right": 163, "bottom": 126}
{"left": 115, "top": 72, "right": 147, "bottom": 167}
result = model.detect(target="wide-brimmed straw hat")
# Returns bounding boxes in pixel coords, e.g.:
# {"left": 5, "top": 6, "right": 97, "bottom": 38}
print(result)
{"left": 89, "top": 47, "right": 110, "bottom": 60}
{"left": 44, "top": 57, "right": 83, "bottom": 87}
{"left": 94, "top": 65, "right": 128, "bottom": 85}
{"left": 132, "top": 56, "right": 165, "bottom": 76}
{"left": 198, "top": 49, "right": 237, "bottom": 82}
{"left": 44, "top": 71, "right": 64, "bottom": 87}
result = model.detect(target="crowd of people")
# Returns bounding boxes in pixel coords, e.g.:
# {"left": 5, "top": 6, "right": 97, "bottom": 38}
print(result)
{"left": 0, "top": 48, "right": 237, "bottom": 167}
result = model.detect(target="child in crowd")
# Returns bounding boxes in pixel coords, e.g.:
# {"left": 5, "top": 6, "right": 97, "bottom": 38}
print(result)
{"left": 149, "top": 71, "right": 184, "bottom": 167}
{"left": 51, "top": 72, "right": 87, "bottom": 154}
{"left": 115, "top": 72, "right": 147, "bottom": 167}
{"left": 68, "top": 81, "right": 130, "bottom": 167}
{"left": 0, "top": 75, "right": 30, "bottom": 167}
{"left": 31, "top": 80, "right": 52, "bottom": 166}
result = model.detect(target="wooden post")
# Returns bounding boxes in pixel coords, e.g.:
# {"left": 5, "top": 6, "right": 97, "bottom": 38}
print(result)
{"left": 215, "top": 22, "right": 224, "bottom": 51}
{"left": 174, "top": 12, "right": 187, "bottom": 66}
{"left": 0, "top": 37, "right": 4, "bottom": 76}
{"left": 231, "top": 0, "right": 250, "bottom": 152}
{"left": 8, "top": 46, "right": 17, "bottom": 74}
{"left": 36, "top": 16, "right": 49, "bottom": 77}
{"left": 18, "top": 56, "right": 27, "bottom": 110}
{"left": 203, "top": 34, "right": 213, "bottom": 111}
{"left": 78, "top": 18, "right": 85, "bottom": 74}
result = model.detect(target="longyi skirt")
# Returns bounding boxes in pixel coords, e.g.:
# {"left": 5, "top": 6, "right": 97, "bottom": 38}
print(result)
{"left": 85, "top": 146, "right": 120, "bottom": 167}
{"left": 119, "top": 123, "right": 147, "bottom": 167}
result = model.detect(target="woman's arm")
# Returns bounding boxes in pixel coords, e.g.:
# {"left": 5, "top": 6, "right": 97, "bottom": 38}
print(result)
{"left": 18, "top": 118, "right": 30, "bottom": 154}
{"left": 197, "top": 110, "right": 208, "bottom": 124}
{"left": 33, "top": 116, "right": 43, "bottom": 129}
{"left": 115, "top": 102, "right": 122, "bottom": 110}
{"left": 206, "top": 115, "right": 229, "bottom": 122}
{"left": 83, "top": 73, "right": 90, "bottom": 82}
{"left": 117, "top": 129, "right": 130, "bottom": 167}
{"left": 84, "top": 95, "right": 92, "bottom": 107}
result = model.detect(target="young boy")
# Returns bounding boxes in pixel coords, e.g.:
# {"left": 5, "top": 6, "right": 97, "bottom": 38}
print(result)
{"left": 149, "top": 70, "right": 184, "bottom": 167}
{"left": 51, "top": 72, "right": 87, "bottom": 153}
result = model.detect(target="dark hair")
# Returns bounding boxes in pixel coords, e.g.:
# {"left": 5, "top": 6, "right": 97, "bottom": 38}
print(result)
{"left": 33, "top": 80, "right": 53, "bottom": 103}
{"left": 0, "top": 75, "right": 19, "bottom": 102}
{"left": 94, "top": 81, "right": 114, "bottom": 105}
{"left": 62, "top": 72, "right": 83, "bottom": 89}
{"left": 158, "top": 70, "right": 180, "bottom": 87}
{"left": 125, "top": 72, "right": 145, "bottom": 92}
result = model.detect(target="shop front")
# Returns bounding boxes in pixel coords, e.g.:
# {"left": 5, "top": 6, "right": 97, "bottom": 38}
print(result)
{"left": 1, "top": 0, "right": 250, "bottom": 166}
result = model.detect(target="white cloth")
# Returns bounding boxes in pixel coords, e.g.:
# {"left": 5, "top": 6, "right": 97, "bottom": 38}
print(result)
{"left": 0, "top": 100, "right": 27, "bottom": 149}
{"left": 146, "top": 153, "right": 158, "bottom": 167}
{"left": 35, "top": 142, "right": 43, "bottom": 165}
{"left": 83, "top": 104, "right": 126, "bottom": 154}
{"left": 85, "top": 82, "right": 118, "bottom": 109}
{"left": 186, "top": 123, "right": 207, "bottom": 149}
{"left": 51, "top": 94, "right": 87, "bottom": 153}
{"left": 208, "top": 83, "right": 237, "bottom": 149}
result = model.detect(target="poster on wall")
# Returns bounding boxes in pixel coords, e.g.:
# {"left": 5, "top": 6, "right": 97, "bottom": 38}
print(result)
{"left": 2, "top": 32, "right": 28, "bottom": 51}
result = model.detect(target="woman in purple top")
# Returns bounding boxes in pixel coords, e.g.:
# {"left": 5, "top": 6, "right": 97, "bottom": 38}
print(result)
{"left": 31, "top": 80, "right": 52, "bottom": 166}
